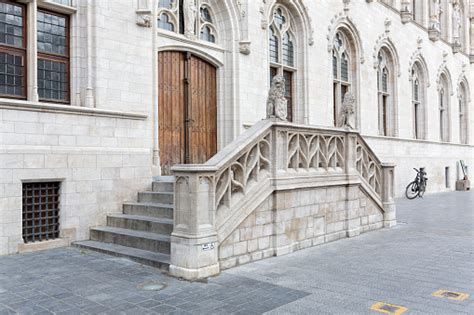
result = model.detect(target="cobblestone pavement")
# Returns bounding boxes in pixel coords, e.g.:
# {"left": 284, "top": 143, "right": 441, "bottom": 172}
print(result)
{"left": 0, "top": 191, "right": 473, "bottom": 315}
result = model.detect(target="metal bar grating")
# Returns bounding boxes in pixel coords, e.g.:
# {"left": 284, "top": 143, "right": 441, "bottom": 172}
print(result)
{"left": 22, "top": 182, "right": 61, "bottom": 243}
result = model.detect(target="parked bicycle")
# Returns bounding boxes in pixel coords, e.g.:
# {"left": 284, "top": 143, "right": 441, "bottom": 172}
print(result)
{"left": 405, "top": 168, "right": 428, "bottom": 199}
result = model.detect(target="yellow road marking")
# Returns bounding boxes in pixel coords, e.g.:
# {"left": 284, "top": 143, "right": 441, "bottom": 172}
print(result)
{"left": 370, "top": 302, "right": 408, "bottom": 315}
{"left": 432, "top": 289, "right": 470, "bottom": 301}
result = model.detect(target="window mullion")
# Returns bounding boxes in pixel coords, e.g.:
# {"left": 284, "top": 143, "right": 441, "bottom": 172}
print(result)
{"left": 27, "top": 0, "right": 39, "bottom": 102}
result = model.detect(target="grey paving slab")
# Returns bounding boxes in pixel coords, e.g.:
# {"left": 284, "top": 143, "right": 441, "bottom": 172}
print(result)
{"left": 0, "top": 191, "right": 473, "bottom": 314}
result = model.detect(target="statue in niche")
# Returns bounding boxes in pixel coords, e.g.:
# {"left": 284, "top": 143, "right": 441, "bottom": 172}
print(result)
{"left": 266, "top": 75, "right": 288, "bottom": 121}
{"left": 338, "top": 91, "right": 356, "bottom": 129}
{"left": 452, "top": 1, "right": 462, "bottom": 44}
{"left": 430, "top": 0, "right": 441, "bottom": 31}
{"left": 183, "top": 0, "right": 197, "bottom": 39}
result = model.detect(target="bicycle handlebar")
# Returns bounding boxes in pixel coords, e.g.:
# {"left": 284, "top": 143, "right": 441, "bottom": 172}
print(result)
{"left": 413, "top": 168, "right": 419, "bottom": 172}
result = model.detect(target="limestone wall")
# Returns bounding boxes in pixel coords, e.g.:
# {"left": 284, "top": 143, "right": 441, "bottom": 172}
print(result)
{"left": 0, "top": 108, "right": 152, "bottom": 255}
{"left": 219, "top": 185, "right": 384, "bottom": 270}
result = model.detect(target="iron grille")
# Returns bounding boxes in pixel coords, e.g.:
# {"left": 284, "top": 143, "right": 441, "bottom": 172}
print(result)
{"left": 22, "top": 181, "right": 61, "bottom": 243}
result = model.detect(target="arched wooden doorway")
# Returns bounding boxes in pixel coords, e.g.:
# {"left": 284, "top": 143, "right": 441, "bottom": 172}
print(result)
{"left": 158, "top": 51, "right": 217, "bottom": 175}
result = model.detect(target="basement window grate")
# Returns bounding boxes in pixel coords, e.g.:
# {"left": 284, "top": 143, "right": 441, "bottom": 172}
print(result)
{"left": 22, "top": 181, "right": 61, "bottom": 243}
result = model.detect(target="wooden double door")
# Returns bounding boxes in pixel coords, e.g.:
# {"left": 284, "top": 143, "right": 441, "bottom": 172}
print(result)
{"left": 158, "top": 51, "right": 217, "bottom": 175}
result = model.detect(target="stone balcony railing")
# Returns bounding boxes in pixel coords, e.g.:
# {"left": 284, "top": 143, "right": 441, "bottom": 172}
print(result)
{"left": 169, "top": 119, "right": 396, "bottom": 280}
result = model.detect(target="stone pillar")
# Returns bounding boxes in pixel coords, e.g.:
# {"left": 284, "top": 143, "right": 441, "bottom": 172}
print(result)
{"left": 169, "top": 169, "right": 220, "bottom": 280}
{"left": 345, "top": 132, "right": 361, "bottom": 237}
{"left": 381, "top": 163, "right": 397, "bottom": 228}
{"left": 470, "top": 14, "right": 474, "bottom": 63}
{"left": 27, "top": 0, "right": 39, "bottom": 102}
{"left": 400, "top": 0, "right": 412, "bottom": 24}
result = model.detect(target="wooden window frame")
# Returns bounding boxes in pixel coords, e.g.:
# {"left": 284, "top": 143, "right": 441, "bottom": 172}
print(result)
{"left": 0, "top": 0, "right": 27, "bottom": 100}
{"left": 37, "top": 8, "right": 70, "bottom": 104}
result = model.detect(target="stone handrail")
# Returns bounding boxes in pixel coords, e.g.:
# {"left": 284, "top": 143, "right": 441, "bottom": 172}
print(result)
{"left": 169, "top": 120, "right": 396, "bottom": 280}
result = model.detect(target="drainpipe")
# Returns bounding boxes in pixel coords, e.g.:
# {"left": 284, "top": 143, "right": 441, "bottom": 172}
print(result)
{"left": 151, "top": 0, "right": 161, "bottom": 175}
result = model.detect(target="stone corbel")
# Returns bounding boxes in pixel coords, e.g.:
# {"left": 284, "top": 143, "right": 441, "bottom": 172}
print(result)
{"left": 136, "top": 9, "right": 152, "bottom": 28}
{"left": 239, "top": 41, "right": 251, "bottom": 55}
{"left": 400, "top": 0, "right": 412, "bottom": 24}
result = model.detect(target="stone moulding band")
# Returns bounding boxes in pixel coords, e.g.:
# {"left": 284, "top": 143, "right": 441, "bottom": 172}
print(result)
{"left": 0, "top": 99, "right": 148, "bottom": 120}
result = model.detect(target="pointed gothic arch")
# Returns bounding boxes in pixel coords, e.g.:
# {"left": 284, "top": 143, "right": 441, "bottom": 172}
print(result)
{"left": 328, "top": 15, "right": 364, "bottom": 129}
{"left": 264, "top": 0, "right": 311, "bottom": 124}
{"left": 410, "top": 57, "right": 429, "bottom": 140}
{"left": 437, "top": 68, "right": 453, "bottom": 142}
{"left": 457, "top": 76, "right": 470, "bottom": 144}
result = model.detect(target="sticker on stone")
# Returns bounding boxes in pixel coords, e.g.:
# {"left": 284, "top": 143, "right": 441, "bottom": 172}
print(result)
{"left": 432, "top": 289, "right": 469, "bottom": 301}
{"left": 370, "top": 301, "right": 407, "bottom": 315}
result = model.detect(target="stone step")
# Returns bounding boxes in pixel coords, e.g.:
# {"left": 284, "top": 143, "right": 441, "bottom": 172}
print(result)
{"left": 152, "top": 181, "right": 174, "bottom": 193}
{"left": 90, "top": 227, "right": 170, "bottom": 254}
{"left": 138, "top": 192, "right": 174, "bottom": 205}
{"left": 123, "top": 202, "right": 173, "bottom": 219}
{"left": 153, "top": 176, "right": 175, "bottom": 183}
{"left": 73, "top": 240, "right": 170, "bottom": 270}
{"left": 107, "top": 214, "right": 173, "bottom": 235}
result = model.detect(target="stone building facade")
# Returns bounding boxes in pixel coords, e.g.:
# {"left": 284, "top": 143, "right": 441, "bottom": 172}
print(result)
{"left": 0, "top": 0, "right": 473, "bottom": 262}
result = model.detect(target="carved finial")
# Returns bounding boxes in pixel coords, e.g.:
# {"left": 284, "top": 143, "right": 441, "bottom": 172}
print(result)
{"left": 266, "top": 75, "right": 287, "bottom": 121}
{"left": 343, "top": 0, "right": 350, "bottom": 12}
{"left": 338, "top": 92, "right": 356, "bottom": 129}
{"left": 384, "top": 19, "right": 391, "bottom": 33}
{"left": 417, "top": 37, "right": 423, "bottom": 50}
{"left": 443, "top": 51, "right": 448, "bottom": 62}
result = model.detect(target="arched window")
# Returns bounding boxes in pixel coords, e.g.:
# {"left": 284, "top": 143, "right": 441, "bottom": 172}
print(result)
{"left": 268, "top": 5, "right": 296, "bottom": 121}
{"left": 377, "top": 50, "right": 391, "bottom": 136}
{"left": 411, "top": 62, "right": 426, "bottom": 140}
{"left": 332, "top": 31, "right": 353, "bottom": 126}
{"left": 157, "top": 0, "right": 218, "bottom": 44}
{"left": 438, "top": 74, "right": 450, "bottom": 142}
{"left": 458, "top": 83, "right": 468, "bottom": 144}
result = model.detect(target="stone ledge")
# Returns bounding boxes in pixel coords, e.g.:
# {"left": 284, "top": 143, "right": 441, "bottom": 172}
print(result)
{"left": 18, "top": 238, "right": 69, "bottom": 254}
{"left": 0, "top": 99, "right": 148, "bottom": 120}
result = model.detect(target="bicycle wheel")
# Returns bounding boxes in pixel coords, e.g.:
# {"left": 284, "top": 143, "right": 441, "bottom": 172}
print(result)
{"left": 405, "top": 181, "right": 419, "bottom": 199}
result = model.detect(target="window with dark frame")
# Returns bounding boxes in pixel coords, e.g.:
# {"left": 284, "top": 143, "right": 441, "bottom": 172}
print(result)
{"left": 22, "top": 181, "right": 61, "bottom": 243}
{"left": 37, "top": 10, "right": 69, "bottom": 103}
{"left": 0, "top": 0, "right": 26, "bottom": 99}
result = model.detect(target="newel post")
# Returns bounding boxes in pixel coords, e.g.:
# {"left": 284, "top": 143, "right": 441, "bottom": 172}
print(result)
{"left": 169, "top": 169, "right": 220, "bottom": 280}
{"left": 381, "top": 163, "right": 397, "bottom": 228}
{"left": 344, "top": 131, "right": 358, "bottom": 175}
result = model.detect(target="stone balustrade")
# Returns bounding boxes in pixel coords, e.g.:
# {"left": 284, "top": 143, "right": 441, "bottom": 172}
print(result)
{"left": 170, "top": 119, "right": 396, "bottom": 280}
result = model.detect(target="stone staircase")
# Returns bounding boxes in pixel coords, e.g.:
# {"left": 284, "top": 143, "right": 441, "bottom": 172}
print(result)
{"left": 74, "top": 177, "right": 174, "bottom": 271}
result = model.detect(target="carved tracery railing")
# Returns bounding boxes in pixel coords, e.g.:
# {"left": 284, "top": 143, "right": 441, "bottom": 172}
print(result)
{"left": 215, "top": 131, "right": 271, "bottom": 209}
{"left": 286, "top": 132, "right": 345, "bottom": 171}
{"left": 356, "top": 138, "right": 382, "bottom": 198}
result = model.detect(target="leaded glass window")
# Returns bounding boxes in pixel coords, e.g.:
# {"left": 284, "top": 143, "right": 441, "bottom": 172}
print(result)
{"left": 158, "top": 12, "right": 174, "bottom": 31}
{"left": 332, "top": 31, "right": 353, "bottom": 127}
{"left": 376, "top": 50, "right": 392, "bottom": 136}
{"left": 458, "top": 83, "right": 468, "bottom": 144}
{"left": 268, "top": 5, "right": 296, "bottom": 122}
{"left": 157, "top": 1, "right": 218, "bottom": 44}
{"left": 0, "top": 1, "right": 25, "bottom": 98}
{"left": 37, "top": 10, "right": 69, "bottom": 102}
{"left": 411, "top": 63, "right": 425, "bottom": 140}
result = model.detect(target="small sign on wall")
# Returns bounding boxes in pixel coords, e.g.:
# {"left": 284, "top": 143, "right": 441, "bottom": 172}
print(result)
{"left": 201, "top": 242, "right": 215, "bottom": 251}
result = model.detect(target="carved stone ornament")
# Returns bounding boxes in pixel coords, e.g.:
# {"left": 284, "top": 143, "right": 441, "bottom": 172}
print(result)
{"left": 183, "top": 0, "right": 197, "bottom": 39}
{"left": 452, "top": 1, "right": 462, "bottom": 45}
{"left": 239, "top": 41, "right": 251, "bottom": 55}
{"left": 136, "top": 9, "right": 152, "bottom": 28}
{"left": 338, "top": 91, "right": 356, "bottom": 129}
{"left": 266, "top": 75, "right": 287, "bottom": 121}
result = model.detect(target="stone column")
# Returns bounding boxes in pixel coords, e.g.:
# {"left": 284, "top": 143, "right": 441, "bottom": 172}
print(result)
{"left": 381, "top": 163, "right": 397, "bottom": 227}
{"left": 27, "top": 0, "right": 39, "bottom": 102}
{"left": 169, "top": 169, "right": 220, "bottom": 280}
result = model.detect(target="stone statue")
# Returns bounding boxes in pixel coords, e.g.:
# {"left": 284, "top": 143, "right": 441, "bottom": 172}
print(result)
{"left": 430, "top": 0, "right": 441, "bottom": 31}
{"left": 183, "top": 0, "right": 197, "bottom": 39}
{"left": 338, "top": 91, "right": 356, "bottom": 129}
{"left": 266, "top": 75, "right": 287, "bottom": 121}
{"left": 452, "top": 1, "right": 461, "bottom": 44}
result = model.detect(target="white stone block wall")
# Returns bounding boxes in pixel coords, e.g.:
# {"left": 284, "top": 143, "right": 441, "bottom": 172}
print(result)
{"left": 219, "top": 185, "right": 384, "bottom": 270}
{"left": 0, "top": 108, "right": 152, "bottom": 255}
